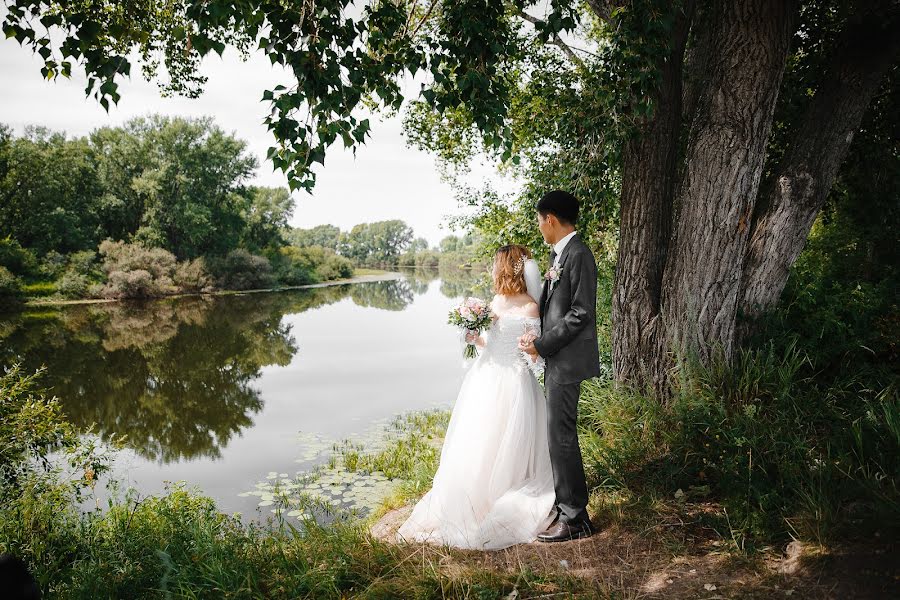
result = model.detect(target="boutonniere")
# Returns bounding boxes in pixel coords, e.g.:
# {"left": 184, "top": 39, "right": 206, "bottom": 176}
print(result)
{"left": 544, "top": 266, "right": 562, "bottom": 288}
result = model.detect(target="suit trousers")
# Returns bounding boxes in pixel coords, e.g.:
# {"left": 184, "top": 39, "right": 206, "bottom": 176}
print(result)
{"left": 545, "top": 376, "right": 590, "bottom": 525}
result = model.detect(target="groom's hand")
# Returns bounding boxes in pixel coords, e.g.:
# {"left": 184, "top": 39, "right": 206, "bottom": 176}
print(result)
{"left": 518, "top": 334, "right": 539, "bottom": 359}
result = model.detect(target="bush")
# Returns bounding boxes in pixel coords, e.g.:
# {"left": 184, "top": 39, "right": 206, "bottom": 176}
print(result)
{"left": 56, "top": 271, "right": 89, "bottom": 299}
{"left": 281, "top": 246, "right": 353, "bottom": 285}
{"left": 0, "top": 237, "right": 39, "bottom": 278}
{"left": 39, "top": 250, "right": 67, "bottom": 279}
{"left": 102, "top": 269, "right": 166, "bottom": 299}
{"left": 415, "top": 250, "right": 440, "bottom": 268}
{"left": 0, "top": 364, "right": 77, "bottom": 486}
{"left": 272, "top": 245, "right": 318, "bottom": 286}
{"left": 317, "top": 253, "right": 354, "bottom": 281}
{"left": 97, "top": 240, "right": 181, "bottom": 298}
{"left": 209, "top": 249, "right": 275, "bottom": 291}
{"left": 0, "top": 266, "right": 24, "bottom": 310}
{"left": 99, "top": 239, "right": 177, "bottom": 280}
{"left": 579, "top": 341, "right": 900, "bottom": 548}
{"left": 173, "top": 257, "right": 216, "bottom": 293}
{"left": 67, "top": 250, "right": 100, "bottom": 279}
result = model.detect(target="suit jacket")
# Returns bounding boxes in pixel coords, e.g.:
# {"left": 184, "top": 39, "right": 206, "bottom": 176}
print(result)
{"left": 533, "top": 232, "right": 602, "bottom": 385}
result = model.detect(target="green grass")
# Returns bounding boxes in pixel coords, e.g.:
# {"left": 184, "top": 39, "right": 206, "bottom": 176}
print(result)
{"left": 0, "top": 473, "right": 598, "bottom": 599}
{"left": 575, "top": 341, "right": 900, "bottom": 550}
{"left": 20, "top": 280, "right": 57, "bottom": 297}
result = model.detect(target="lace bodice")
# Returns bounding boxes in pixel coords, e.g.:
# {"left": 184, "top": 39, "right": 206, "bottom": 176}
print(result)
{"left": 479, "top": 314, "right": 544, "bottom": 376}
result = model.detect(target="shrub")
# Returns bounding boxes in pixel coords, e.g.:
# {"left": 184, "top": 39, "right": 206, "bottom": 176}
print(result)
{"left": 38, "top": 250, "right": 67, "bottom": 279}
{"left": 0, "top": 364, "right": 77, "bottom": 486}
{"left": 97, "top": 240, "right": 180, "bottom": 298}
{"left": 415, "top": 250, "right": 440, "bottom": 268}
{"left": 579, "top": 342, "right": 900, "bottom": 548}
{"left": 99, "top": 239, "right": 177, "bottom": 280}
{"left": 0, "top": 266, "right": 24, "bottom": 310}
{"left": 0, "top": 237, "right": 39, "bottom": 278}
{"left": 317, "top": 253, "right": 354, "bottom": 281}
{"left": 56, "top": 271, "right": 89, "bottom": 298}
{"left": 209, "top": 249, "right": 275, "bottom": 291}
{"left": 259, "top": 245, "right": 353, "bottom": 286}
{"left": 67, "top": 250, "right": 100, "bottom": 279}
{"left": 173, "top": 257, "right": 216, "bottom": 293}
{"left": 272, "top": 246, "right": 318, "bottom": 286}
{"left": 103, "top": 269, "right": 171, "bottom": 299}
{"left": 86, "top": 282, "right": 104, "bottom": 298}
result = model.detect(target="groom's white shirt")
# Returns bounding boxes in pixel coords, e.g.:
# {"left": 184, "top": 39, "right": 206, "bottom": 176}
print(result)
{"left": 552, "top": 230, "right": 578, "bottom": 268}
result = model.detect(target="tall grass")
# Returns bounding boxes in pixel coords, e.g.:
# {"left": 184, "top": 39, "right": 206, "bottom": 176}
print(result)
{"left": 577, "top": 339, "right": 899, "bottom": 549}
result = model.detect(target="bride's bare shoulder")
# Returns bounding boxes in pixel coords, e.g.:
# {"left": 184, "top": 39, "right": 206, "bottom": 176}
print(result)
{"left": 495, "top": 294, "right": 539, "bottom": 318}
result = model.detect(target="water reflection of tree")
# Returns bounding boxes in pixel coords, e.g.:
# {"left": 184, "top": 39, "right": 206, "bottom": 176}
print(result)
{"left": 0, "top": 288, "right": 354, "bottom": 463}
{"left": 438, "top": 267, "right": 492, "bottom": 300}
{"left": 348, "top": 280, "right": 415, "bottom": 311}
{"left": 398, "top": 266, "right": 439, "bottom": 294}
{"left": 0, "top": 273, "right": 491, "bottom": 463}
{"left": 394, "top": 266, "right": 488, "bottom": 300}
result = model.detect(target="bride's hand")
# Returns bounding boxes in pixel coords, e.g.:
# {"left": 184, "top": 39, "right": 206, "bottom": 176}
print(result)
{"left": 465, "top": 330, "right": 485, "bottom": 347}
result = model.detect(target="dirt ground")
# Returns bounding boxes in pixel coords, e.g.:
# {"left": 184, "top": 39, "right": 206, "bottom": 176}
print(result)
{"left": 371, "top": 505, "right": 899, "bottom": 599}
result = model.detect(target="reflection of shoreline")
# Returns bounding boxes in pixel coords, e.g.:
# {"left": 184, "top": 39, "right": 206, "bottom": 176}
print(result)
{"left": 24, "top": 272, "right": 405, "bottom": 307}
{"left": 0, "top": 276, "right": 462, "bottom": 464}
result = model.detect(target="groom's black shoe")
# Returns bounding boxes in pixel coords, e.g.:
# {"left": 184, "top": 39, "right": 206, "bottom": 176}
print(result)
{"left": 537, "top": 518, "right": 595, "bottom": 543}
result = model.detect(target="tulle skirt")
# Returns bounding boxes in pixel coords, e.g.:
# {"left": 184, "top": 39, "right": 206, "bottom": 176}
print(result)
{"left": 396, "top": 357, "right": 556, "bottom": 550}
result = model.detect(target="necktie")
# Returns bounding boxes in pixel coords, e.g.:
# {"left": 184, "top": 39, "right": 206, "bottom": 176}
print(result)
{"left": 549, "top": 249, "right": 557, "bottom": 267}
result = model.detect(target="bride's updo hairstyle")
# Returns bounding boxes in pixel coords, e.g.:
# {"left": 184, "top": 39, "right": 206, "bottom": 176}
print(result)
{"left": 493, "top": 244, "right": 532, "bottom": 296}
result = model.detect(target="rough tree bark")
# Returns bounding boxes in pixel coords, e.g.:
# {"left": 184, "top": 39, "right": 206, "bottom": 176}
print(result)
{"left": 611, "top": 2, "right": 694, "bottom": 392}
{"left": 739, "top": 8, "right": 900, "bottom": 319}
{"left": 659, "top": 0, "right": 797, "bottom": 367}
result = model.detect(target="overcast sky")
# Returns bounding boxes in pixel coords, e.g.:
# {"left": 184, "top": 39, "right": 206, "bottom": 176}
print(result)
{"left": 0, "top": 28, "right": 516, "bottom": 247}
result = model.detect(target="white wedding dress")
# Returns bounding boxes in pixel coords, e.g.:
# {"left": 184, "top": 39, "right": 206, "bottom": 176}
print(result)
{"left": 396, "top": 302, "right": 556, "bottom": 550}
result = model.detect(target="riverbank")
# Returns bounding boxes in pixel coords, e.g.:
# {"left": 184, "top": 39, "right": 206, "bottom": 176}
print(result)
{"left": 21, "top": 269, "right": 403, "bottom": 307}
{"left": 369, "top": 504, "right": 895, "bottom": 599}
{"left": 2, "top": 367, "right": 897, "bottom": 598}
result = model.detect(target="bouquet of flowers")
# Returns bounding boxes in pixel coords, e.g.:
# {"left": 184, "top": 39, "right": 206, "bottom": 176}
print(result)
{"left": 448, "top": 297, "right": 494, "bottom": 359}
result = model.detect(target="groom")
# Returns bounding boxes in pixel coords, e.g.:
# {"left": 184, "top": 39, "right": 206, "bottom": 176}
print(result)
{"left": 518, "top": 190, "right": 601, "bottom": 542}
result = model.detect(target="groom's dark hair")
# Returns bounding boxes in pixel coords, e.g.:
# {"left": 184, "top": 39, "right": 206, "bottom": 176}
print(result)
{"left": 536, "top": 190, "right": 578, "bottom": 226}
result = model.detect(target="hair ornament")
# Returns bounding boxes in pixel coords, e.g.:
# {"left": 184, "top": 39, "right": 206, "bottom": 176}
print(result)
{"left": 513, "top": 255, "right": 526, "bottom": 277}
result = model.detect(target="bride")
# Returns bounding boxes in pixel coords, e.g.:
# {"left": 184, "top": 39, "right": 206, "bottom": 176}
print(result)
{"left": 396, "top": 244, "right": 555, "bottom": 550}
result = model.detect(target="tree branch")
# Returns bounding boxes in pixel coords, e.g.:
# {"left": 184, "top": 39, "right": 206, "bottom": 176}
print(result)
{"left": 585, "top": 0, "right": 617, "bottom": 26}
{"left": 515, "top": 9, "right": 585, "bottom": 69}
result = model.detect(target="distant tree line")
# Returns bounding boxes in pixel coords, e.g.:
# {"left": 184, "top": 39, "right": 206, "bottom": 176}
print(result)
{"left": 0, "top": 115, "right": 356, "bottom": 308}
{"left": 287, "top": 223, "right": 487, "bottom": 271}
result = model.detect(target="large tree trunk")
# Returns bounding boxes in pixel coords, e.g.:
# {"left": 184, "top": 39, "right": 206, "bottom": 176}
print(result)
{"left": 659, "top": 0, "right": 797, "bottom": 368}
{"left": 612, "top": 2, "right": 694, "bottom": 393}
{"left": 740, "top": 9, "right": 900, "bottom": 318}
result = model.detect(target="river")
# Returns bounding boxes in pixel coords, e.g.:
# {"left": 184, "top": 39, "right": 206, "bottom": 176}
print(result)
{"left": 0, "top": 267, "right": 488, "bottom": 521}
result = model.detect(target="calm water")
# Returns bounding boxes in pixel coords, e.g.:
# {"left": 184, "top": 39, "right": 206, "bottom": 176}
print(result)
{"left": 0, "top": 268, "right": 489, "bottom": 519}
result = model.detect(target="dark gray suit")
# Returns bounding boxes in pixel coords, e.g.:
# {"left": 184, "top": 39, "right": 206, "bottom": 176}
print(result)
{"left": 533, "top": 232, "right": 601, "bottom": 525}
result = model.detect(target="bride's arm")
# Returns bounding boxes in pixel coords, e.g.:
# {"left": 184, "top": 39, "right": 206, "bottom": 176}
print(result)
{"left": 521, "top": 317, "right": 546, "bottom": 375}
